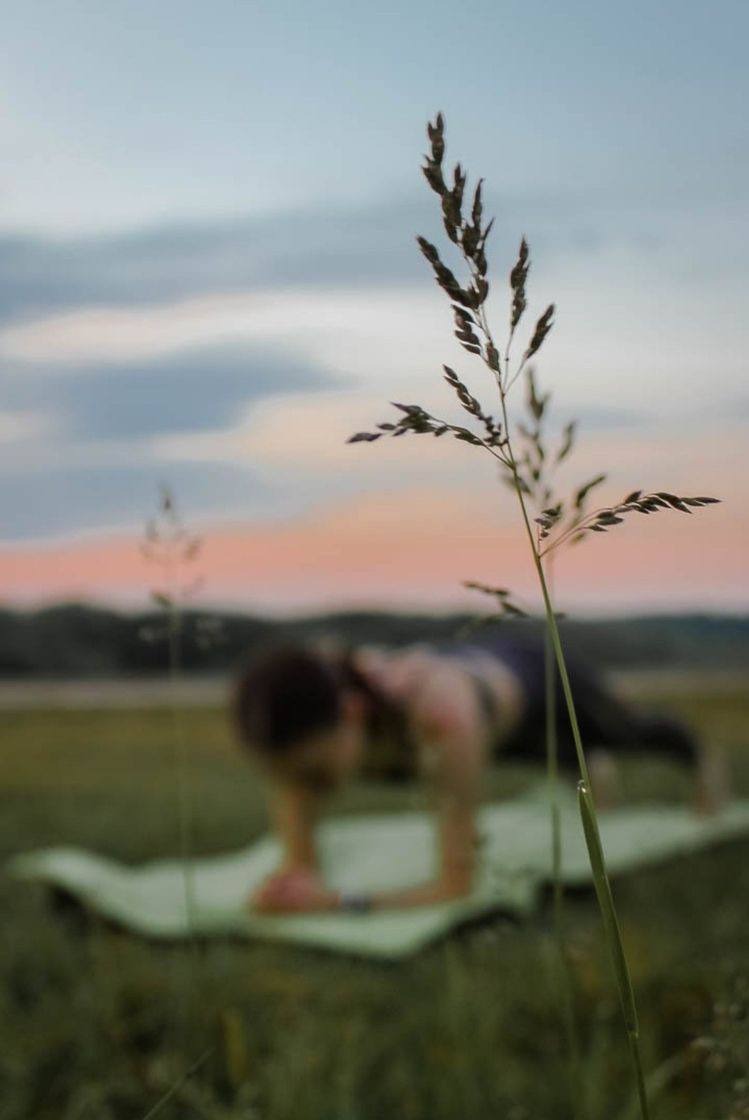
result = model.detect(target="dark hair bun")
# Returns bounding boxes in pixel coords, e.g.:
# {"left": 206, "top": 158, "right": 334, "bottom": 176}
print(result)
{"left": 233, "top": 644, "right": 342, "bottom": 756}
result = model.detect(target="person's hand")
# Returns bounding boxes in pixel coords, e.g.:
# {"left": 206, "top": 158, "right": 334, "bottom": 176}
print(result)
{"left": 249, "top": 867, "right": 338, "bottom": 914}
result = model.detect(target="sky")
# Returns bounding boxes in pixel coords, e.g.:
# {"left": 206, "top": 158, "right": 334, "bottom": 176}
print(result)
{"left": 0, "top": 0, "right": 747, "bottom": 615}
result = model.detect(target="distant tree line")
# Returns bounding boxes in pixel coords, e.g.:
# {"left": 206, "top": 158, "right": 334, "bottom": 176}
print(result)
{"left": 0, "top": 603, "right": 747, "bottom": 679}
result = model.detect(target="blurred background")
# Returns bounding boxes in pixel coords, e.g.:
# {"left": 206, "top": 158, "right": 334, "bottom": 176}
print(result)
{"left": 1, "top": 4, "right": 748, "bottom": 1119}
{"left": 1, "top": 0, "right": 746, "bottom": 620}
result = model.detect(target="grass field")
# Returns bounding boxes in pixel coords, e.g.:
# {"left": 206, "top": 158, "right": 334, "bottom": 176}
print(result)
{"left": 1, "top": 682, "right": 748, "bottom": 1119}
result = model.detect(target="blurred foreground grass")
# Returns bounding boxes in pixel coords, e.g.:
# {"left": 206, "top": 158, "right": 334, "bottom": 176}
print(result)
{"left": 1, "top": 682, "right": 748, "bottom": 1119}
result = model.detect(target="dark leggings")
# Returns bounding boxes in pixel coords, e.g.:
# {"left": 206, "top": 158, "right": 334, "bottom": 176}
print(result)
{"left": 463, "top": 637, "right": 698, "bottom": 771}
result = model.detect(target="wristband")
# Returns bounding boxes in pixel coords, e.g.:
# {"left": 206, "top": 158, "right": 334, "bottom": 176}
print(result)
{"left": 338, "top": 892, "right": 373, "bottom": 914}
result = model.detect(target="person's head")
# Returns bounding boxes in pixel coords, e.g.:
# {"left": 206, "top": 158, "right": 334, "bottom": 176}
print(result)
{"left": 233, "top": 643, "right": 368, "bottom": 791}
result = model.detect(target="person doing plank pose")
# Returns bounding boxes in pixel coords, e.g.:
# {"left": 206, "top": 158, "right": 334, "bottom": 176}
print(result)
{"left": 233, "top": 636, "right": 726, "bottom": 914}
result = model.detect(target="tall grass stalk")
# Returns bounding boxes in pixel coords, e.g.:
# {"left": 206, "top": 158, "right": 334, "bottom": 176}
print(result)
{"left": 499, "top": 368, "right": 648, "bottom": 1117}
{"left": 499, "top": 367, "right": 586, "bottom": 1108}
{"left": 350, "top": 112, "right": 720, "bottom": 1118}
{"left": 138, "top": 487, "right": 208, "bottom": 1116}
{"left": 141, "top": 487, "right": 203, "bottom": 947}
{"left": 166, "top": 593, "right": 197, "bottom": 943}
{"left": 544, "top": 561, "right": 586, "bottom": 1120}
{"left": 140, "top": 1046, "right": 214, "bottom": 1120}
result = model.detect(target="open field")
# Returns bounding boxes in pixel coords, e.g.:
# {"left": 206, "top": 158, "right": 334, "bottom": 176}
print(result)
{"left": 1, "top": 679, "right": 748, "bottom": 1119}
{"left": 1, "top": 667, "right": 746, "bottom": 711}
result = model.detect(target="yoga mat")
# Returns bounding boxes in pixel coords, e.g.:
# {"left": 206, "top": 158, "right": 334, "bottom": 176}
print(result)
{"left": 8, "top": 786, "right": 749, "bottom": 959}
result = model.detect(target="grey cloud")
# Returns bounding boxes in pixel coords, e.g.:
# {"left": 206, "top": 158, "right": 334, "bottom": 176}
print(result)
{"left": 0, "top": 189, "right": 677, "bottom": 328}
{"left": 0, "top": 458, "right": 285, "bottom": 541}
{"left": 0, "top": 203, "right": 425, "bottom": 326}
{"left": 0, "top": 337, "right": 345, "bottom": 541}
{"left": 0, "top": 343, "right": 339, "bottom": 441}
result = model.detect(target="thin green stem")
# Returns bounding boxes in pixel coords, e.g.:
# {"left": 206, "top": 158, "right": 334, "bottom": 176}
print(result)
{"left": 544, "top": 559, "right": 561, "bottom": 900}
{"left": 430, "top": 409, "right": 513, "bottom": 468}
{"left": 544, "top": 691, "right": 583, "bottom": 1108}
{"left": 541, "top": 501, "right": 623, "bottom": 558}
{"left": 497, "top": 392, "right": 591, "bottom": 785}
{"left": 140, "top": 1047, "right": 214, "bottom": 1120}
{"left": 453, "top": 218, "right": 649, "bottom": 1116}
{"left": 504, "top": 355, "right": 529, "bottom": 396}
{"left": 168, "top": 604, "right": 197, "bottom": 941}
{"left": 166, "top": 595, "right": 200, "bottom": 1062}
{"left": 544, "top": 566, "right": 586, "bottom": 1118}
{"left": 496, "top": 388, "right": 649, "bottom": 1120}
{"left": 162, "top": 529, "right": 198, "bottom": 982}
{"left": 474, "top": 290, "right": 589, "bottom": 1116}
{"left": 578, "top": 784, "right": 650, "bottom": 1119}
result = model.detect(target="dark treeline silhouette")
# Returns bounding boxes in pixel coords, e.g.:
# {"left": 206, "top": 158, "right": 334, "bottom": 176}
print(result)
{"left": 0, "top": 603, "right": 747, "bottom": 679}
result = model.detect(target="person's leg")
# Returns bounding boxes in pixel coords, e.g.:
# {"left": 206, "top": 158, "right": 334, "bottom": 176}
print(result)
{"left": 552, "top": 654, "right": 644, "bottom": 760}
{"left": 487, "top": 635, "right": 721, "bottom": 810}
{"left": 553, "top": 655, "right": 720, "bottom": 810}
{"left": 488, "top": 643, "right": 632, "bottom": 806}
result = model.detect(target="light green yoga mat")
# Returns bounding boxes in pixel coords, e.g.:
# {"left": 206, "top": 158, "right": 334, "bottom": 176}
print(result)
{"left": 8, "top": 786, "right": 749, "bottom": 959}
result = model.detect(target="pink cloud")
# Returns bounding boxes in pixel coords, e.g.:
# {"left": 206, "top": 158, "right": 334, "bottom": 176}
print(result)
{"left": 0, "top": 484, "right": 743, "bottom": 615}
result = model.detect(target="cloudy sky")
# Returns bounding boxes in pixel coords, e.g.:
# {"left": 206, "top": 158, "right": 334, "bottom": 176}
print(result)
{"left": 1, "top": 0, "right": 746, "bottom": 614}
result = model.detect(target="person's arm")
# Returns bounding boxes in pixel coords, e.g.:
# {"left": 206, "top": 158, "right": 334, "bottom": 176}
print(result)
{"left": 252, "top": 663, "right": 485, "bottom": 914}
{"left": 369, "top": 689, "right": 484, "bottom": 909}
{"left": 273, "top": 782, "right": 321, "bottom": 869}
{"left": 367, "top": 787, "right": 479, "bottom": 909}
{"left": 250, "top": 783, "right": 331, "bottom": 912}
{"left": 253, "top": 758, "right": 480, "bottom": 914}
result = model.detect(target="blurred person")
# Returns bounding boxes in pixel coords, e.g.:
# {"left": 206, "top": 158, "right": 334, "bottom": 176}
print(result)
{"left": 233, "top": 635, "right": 728, "bottom": 914}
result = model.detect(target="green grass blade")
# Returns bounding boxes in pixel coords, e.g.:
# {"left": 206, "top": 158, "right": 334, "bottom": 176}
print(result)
{"left": 578, "top": 781, "right": 651, "bottom": 1120}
